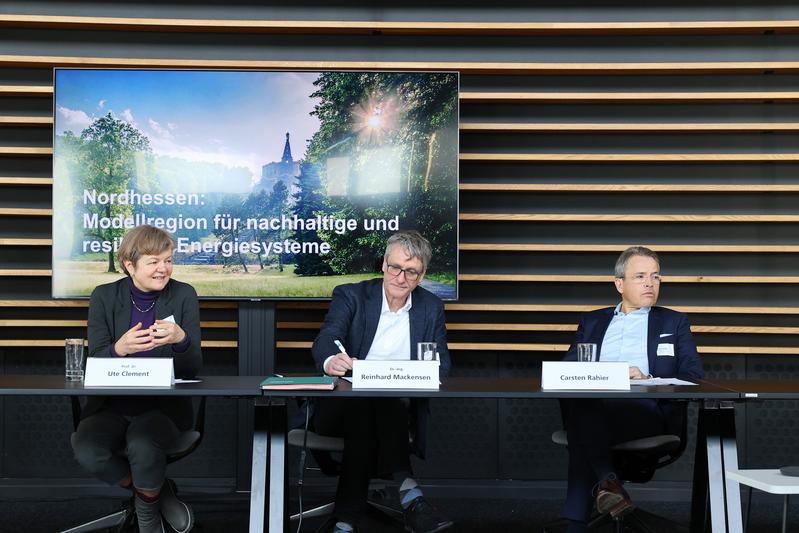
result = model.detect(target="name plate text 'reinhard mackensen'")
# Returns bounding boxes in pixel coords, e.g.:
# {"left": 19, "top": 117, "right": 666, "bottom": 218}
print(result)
{"left": 84, "top": 357, "right": 175, "bottom": 387}
{"left": 541, "top": 361, "right": 630, "bottom": 391}
{"left": 352, "top": 359, "right": 440, "bottom": 390}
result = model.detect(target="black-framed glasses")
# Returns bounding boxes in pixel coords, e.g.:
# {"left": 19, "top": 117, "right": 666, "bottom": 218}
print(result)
{"left": 386, "top": 264, "right": 422, "bottom": 281}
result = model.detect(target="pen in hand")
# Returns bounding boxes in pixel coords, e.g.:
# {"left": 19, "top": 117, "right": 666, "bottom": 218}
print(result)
{"left": 327, "top": 339, "right": 354, "bottom": 376}
{"left": 333, "top": 339, "right": 348, "bottom": 356}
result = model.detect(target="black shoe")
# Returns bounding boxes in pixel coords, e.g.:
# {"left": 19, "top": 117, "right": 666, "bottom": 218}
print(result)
{"left": 160, "top": 478, "right": 194, "bottom": 533}
{"left": 402, "top": 497, "right": 453, "bottom": 533}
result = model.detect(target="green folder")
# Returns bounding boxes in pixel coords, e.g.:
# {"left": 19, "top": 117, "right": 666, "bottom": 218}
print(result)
{"left": 260, "top": 375, "right": 337, "bottom": 390}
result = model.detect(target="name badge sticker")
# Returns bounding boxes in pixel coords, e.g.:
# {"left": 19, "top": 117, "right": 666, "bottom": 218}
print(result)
{"left": 657, "top": 343, "right": 675, "bottom": 356}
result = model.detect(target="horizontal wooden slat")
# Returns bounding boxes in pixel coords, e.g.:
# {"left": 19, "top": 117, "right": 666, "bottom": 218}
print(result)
{"left": 0, "top": 177, "right": 54, "bottom": 185}
{"left": 444, "top": 304, "right": 799, "bottom": 315}
{"left": 460, "top": 91, "right": 799, "bottom": 103}
{"left": 277, "top": 302, "right": 799, "bottom": 315}
{"left": 0, "top": 300, "right": 237, "bottom": 308}
{"left": 285, "top": 342, "right": 799, "bottom": 355}
{"left": 0, "top": 300, "right": 89, "bottom": 308}
{"left": 459, "top": 184, "right": 799, "bottom": 193}
{"left": 692, "top": 326, "right": 799, "bottom": 335}
{"left": 0, "top": 320, "right": 86, "bottom": 327}
{"left": 0, "top": 339, "right": 237, "bottom": 348}
{"left": 0, "top": 84, "right": 53, "bottom": 97}
{"left": 461, "top": 122, "right": 799, "bottom": 133}
{"left": 0, "top": 147, "right": 52, "bottom": 156}
{"left": 276, "top": 321, "right": 323, "bottom": 330}
{"left": 0, "top": 269, "right": 51, "bottom": 277}
{"left": 275, "top": 340, "right": 799, "bottom": 354}
{"left": 2, "top": 15, "right": 799, "bottom": 35}
{"left": 0, "top": 208, "right": 53, "bottom": 216}
{"left": 9, "top": 300, "right": 786, "bottom": 316}
{"left": 460, "top": 243, "right": 799, "bottom": 253}
{"left": 460, "top": 274, "right": 799, "bottom": 283}
{"left": 0, "top": 238, "right": 52, "bottom": 246}
{"left": 699, "top": 346, "right": 799, "bottom": 355}
{"left": 3, "top": 55, "right": 799, "bottom": 75}
{"left": 0, "top": 116, "right": 52, "bottom": 126}
{"left": 4, "top": 319, "right": 794, "bottom": 335}
{"left": 461, "top": 153, "right": 799, "bottom": 162}
{"left": 444, "top": 323, "right": 799, "bottom": 335}
{"left": 460, "top": 213, "right": 799, "bottom": 222}
{"left": 0, "top": 319, "right": 237, "bottom": 328}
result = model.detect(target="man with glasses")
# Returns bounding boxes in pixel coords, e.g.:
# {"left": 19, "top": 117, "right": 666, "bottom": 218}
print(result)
{"left": 560, "top": 246, "right": 703, "bottom": 533}
{"left": 311, "top": 230, "right": 453, "bottom": 533}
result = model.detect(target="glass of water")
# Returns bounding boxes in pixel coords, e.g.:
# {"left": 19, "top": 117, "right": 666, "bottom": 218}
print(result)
{"left": 417, "top": 342, "right": 438, "bottom": 361}
{"left": 576, "top": 343, "right": 597, "bottom": 362}
{"left": 65, "top": 338, "right": 85, "bottom": 381}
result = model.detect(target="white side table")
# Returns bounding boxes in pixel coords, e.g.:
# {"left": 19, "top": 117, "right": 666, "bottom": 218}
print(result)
{"left": 726, "top": 468, "right": 799, "bottom": 533}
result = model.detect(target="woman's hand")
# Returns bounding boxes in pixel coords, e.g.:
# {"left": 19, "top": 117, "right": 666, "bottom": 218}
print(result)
{"left": 149, "top": 320, "right": 186, "bottom": 346}
{"left": 114, "top": 322, "right": 156, "bottom": 356}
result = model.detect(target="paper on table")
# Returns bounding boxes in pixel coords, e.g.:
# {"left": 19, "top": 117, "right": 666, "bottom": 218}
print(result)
{"left": 174, "top": 378, "right": 202, "bottom": 384}
{"left": 630, "top": 377, "right": 697, "bottom": 386}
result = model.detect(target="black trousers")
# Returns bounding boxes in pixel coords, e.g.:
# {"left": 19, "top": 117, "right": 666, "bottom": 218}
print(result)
{"left": 72, "top": 408, "right": 180, "bottom": 491}
{"left": 313, "top": 397, "right": 412, "bottom": 525}
{"left": 560, "top": 398, "right": 678, "bottom": 522}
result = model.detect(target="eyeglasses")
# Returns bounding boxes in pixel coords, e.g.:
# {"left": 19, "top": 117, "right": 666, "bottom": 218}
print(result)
{"left": 386, "top": 264, "right": 422, "bottom": 281}
{"left": 625, "top": 273, "right": 662, "bottom": 284}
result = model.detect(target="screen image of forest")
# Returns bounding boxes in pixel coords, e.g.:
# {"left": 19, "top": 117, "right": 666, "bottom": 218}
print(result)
{"left": 52, "top": 69, "right": 459, "bottom": 299}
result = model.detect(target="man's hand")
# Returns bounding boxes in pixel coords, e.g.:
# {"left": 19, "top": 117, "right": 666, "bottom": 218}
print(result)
{"left": 629, "top": 366, "right": 648, "bottom": 380}
{"left": 114, "top": 322, "right": 155, "bottom": 356}
{"left": 149, "top": 320, "right": 186, "bottom": 346}
{"left": 324, "top": 352, "right": 355, "bottom": 376}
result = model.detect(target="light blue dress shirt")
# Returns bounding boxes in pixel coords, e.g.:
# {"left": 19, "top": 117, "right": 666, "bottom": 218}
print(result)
{"left": 599, "top": 303, "right": 650, "bottom": 375}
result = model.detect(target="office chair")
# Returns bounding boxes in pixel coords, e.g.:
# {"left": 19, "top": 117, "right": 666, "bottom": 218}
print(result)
{"left": 287, "top": 428, "right": 404, "bottom": 531}
{"left": 60, "top": 396, "right": 207, "bottom": 533}
{"left": 546, "top": 401, "right": 690, "bottom": 533}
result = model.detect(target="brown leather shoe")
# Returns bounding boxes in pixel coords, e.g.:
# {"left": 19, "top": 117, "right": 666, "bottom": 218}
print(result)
{"left": 595, "top": 477, "right": 635, "bottom": 518}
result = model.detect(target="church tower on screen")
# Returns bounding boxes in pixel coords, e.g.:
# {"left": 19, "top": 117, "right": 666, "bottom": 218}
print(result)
{"left": 257, "top": 132, "right": 300, "bottom": 193}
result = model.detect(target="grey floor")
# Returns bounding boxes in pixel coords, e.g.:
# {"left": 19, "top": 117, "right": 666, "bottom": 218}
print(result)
{"left": 3, "top": 491, "right": 798, "bottom": 532}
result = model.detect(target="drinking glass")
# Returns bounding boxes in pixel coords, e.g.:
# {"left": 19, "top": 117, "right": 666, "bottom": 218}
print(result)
{"left": 417, "top": 342, "right": 438, "bottom": 361}
{"left": 576, "top": 343, "right": 597, "bottom": 362}
{"left": 65, "top": 338, "right": 85, "bottom": 381}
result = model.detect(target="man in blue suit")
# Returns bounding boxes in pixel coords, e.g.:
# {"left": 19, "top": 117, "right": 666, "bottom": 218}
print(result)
{"left": 311, "top": 230, "right": 453, "bottom": 533}
{"left": 561, "top": 246, "right": 704, "bottom": 533}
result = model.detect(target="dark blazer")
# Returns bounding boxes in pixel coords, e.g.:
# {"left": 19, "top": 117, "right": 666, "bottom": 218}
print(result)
{"left": 564, "top": 305, "right": 703, "bottom": 380}
{"left": 84, "top": 277, "right": 203, "bottom": 429}
{"left": 311, "top": 278, "right": 451, "bottom": 456}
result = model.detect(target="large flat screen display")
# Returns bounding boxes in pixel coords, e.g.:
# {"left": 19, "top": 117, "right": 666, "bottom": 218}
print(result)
{"left": 52, "top": 69, "right": 458, "bottom": 299}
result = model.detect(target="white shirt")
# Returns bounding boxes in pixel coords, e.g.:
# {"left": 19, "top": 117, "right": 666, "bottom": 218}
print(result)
{"left": 323, "top": 288, "right": 412, "bottom": 373}
{"left": 365, "top": 289, "right": 412, "bottom": 361}
{"left": 599, "top": 302, "right": 650, "bottom": 376}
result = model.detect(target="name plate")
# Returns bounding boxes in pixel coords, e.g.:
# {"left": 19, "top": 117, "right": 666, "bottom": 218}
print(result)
{"left": 84, "top": 357, "right": 175, "bottom": 387}
{"left": 352, "top": 360, "right": 440, "bottom": 390}
{"left": 541, "top": 361, "right": 630, "bottom": 391}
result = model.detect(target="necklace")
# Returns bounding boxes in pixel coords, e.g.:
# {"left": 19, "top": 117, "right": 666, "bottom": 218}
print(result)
{"left": 131, "top": 295, "right": 156, "bottom": 313}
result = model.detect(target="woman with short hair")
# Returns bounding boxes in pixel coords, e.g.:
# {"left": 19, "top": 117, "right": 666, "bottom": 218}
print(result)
{"left": 73, "top": 225, "right": 202, "bottom": 533}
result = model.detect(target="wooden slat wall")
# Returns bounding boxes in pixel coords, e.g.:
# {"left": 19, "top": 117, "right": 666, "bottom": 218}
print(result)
{"left": 1, "top": 4, "right": 799, "bottom": 356}
{"left": 2, "top": 0, "right": 799, "bottom": 484}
